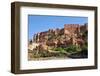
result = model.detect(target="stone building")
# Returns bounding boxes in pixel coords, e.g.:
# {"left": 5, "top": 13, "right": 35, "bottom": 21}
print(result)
{"left": 31, "top": 23, "right": 87, "bottom": 50}
{"left": 64, "top": 24, "right": 80, "bottom": 35}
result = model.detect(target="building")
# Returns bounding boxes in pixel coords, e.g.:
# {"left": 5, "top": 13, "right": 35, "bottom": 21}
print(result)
{"left": 29, "top": 23, "right": 87, "bottom": 51}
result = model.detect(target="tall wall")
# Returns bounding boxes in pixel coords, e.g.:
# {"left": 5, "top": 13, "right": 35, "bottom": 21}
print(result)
{"left": 64, "top": 24, "right": 80, "bottom": 35}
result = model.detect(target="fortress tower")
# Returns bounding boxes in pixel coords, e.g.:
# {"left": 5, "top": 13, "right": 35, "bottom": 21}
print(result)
{"left": 64, "top": 24, "right": 80, "bottom": 35}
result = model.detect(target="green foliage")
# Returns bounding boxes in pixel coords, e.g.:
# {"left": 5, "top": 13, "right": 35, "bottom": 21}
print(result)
{"left": 53, "top": 45, "right": 81, "bottom": 54}
{"left": 53, "top": 47, "right": 66, "bottom": 54}
{"left": 64, "top": 45, "right": 80, "bottom": 53}
{"left": 54, "top": 47, "right": 63, "bottom": 51}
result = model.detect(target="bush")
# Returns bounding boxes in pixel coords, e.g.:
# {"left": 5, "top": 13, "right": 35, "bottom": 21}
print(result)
{"left": 64, "top": 45, "right": 81, "bottom": 54}
{"left": 54, "top": 47, "right": 64, "bottom": 51}
{"left": 53, "top": 45, "right": 81, "bottom": 54}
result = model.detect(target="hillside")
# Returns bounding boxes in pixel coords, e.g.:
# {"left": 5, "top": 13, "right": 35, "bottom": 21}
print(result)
{"left": 28, "top": 23, "right": 88, "bottom": 60}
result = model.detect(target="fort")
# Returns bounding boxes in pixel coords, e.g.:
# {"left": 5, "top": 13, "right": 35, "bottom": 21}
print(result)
{"left": 28, "top": 23, "right": 88, "bottom": 60}
{"left": 32, "top": 23, "right": 87, "bottom": 46}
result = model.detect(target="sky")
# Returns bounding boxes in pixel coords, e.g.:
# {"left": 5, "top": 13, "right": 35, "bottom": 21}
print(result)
{"left": 28, "top": 15, "right": 88, "bottom": 40}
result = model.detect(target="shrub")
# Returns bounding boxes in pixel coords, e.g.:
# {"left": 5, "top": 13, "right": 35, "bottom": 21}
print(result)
{"left": 54, "top": 47, "right": 62, "bottom": 51}
{"left": 64, "top": 45, "right": 81, "bottom": 54}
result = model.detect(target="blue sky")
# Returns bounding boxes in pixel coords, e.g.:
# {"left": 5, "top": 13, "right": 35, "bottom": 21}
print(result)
{"left": 28, "top": 15, "right": 88, "bottom": 40}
